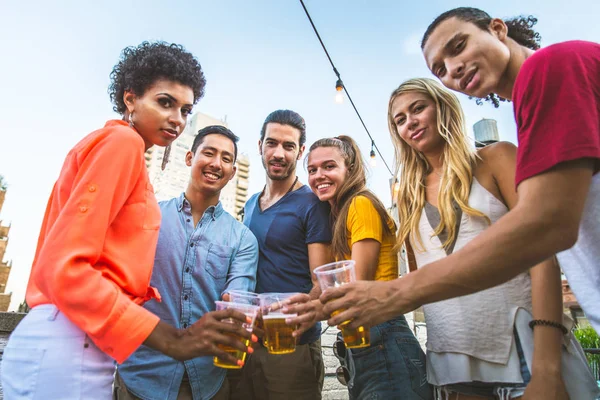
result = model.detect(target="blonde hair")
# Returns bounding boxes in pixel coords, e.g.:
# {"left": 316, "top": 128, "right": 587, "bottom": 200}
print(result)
{"left": 307, "top": 136, "right": 395, "bottom": 260}
{"left": 387, "top": 78, "right": 488, "bottom": 252}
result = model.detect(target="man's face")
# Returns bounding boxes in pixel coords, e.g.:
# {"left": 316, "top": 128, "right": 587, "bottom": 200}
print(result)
{"left": 423, "top": 17, "right": 511, "bottom": 99}
{"left": 259, "top": 123, "right": 304, "bottom": 181}
{"left": 186, "top": 134, "right": 237, "bottom": 196}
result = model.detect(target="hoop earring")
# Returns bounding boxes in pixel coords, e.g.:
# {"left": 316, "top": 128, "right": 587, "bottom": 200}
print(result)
{"left": 161, "top": 144, "right": 171, "bottom": 171}
{"left": 128, "top": 112, "right": 135, "bottom": 128}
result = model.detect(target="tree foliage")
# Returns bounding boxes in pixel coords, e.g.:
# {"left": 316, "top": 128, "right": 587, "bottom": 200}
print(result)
{"left": 574, "top": 325, "right": 600, "bottom": 377}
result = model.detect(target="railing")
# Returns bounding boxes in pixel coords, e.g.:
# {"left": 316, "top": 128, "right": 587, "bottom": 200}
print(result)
{"left": 583, "top": 349, "right": 600, "bottom": 382}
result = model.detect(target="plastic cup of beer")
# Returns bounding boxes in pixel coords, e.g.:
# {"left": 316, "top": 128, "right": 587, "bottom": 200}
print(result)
{"left": 212, "top": 300, "right": 259, "bottom": 369}
{"left": 258, "top": 292, "right": 300, "bottom": 354}
{"left": 227, "top": 290, "right": 267, "bottom": 347}
{"left": 314, "top": 260, "right": 370, "bottom": 349}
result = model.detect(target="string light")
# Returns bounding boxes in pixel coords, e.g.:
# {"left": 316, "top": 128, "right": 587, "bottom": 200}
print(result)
{"left": 393, "top": 178, "right": 400, "bottom": 198}
{"left": 389, "top": 177, "right": 401, "bottom": 206}
{"left": 335, "top": 79, "right": 344, "bottom": 104}
{"left": 369, "top": 141, "right": 376, "bottom": 167}
{"left": 299, "top": 0, "right": 393, "bottom": 176}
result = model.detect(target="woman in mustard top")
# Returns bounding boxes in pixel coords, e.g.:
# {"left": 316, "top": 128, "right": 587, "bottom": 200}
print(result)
{"left": 305, "top": 136, "right": 432, "bottom": 399}
{"left": 1, "top": 42, "right": 253, "bottom": 399}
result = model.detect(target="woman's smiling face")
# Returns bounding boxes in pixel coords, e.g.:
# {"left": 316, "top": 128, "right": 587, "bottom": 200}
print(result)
{"left": 307, "top": 146, "right": 349, "bottom": 205}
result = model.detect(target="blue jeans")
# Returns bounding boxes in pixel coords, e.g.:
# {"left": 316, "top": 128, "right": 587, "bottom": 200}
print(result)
{"left": 345, "top": 316, "right": 433, "bottom": 400}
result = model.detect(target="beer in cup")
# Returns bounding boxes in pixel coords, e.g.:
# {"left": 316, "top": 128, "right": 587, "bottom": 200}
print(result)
{"left": 212, "top": 301, "right": 259, "bottom": 369}
{"left": 227, "top": 290, "right": 267, "bottom": 347}
{"left": 314, "top": 260, "right": 370, "bottom": 349}
{"left": 258, "top": 292, "right": 299, "bottom": 354}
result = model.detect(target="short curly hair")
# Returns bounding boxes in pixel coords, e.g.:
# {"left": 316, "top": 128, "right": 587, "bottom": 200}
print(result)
{"left": 108, "top": 41, "right": 206, "bottom": 114}
{"left": 422, "top": 7, "right": 541, "bottom": 108}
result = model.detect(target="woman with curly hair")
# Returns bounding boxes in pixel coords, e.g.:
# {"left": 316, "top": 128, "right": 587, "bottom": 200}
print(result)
{"left": 1, "top": 42, "right": 254, "bottom": 399}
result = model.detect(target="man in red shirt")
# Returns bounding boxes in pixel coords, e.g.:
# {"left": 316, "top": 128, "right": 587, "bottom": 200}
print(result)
{"left": 321, "top": 8, "right": 599, "bottom": 398}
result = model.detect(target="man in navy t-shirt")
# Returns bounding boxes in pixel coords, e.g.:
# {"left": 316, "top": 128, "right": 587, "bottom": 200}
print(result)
{"left": 229, "top": 110, "right": 332, "bottom": 400}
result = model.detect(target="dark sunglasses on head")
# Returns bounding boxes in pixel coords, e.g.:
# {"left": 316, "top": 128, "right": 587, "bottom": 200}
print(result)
{"left": 333, "top": 337, "right": 350, "bottom": 386}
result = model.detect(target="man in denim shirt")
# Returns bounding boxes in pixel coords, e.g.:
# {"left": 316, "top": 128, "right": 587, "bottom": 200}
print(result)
{"left": 116, "top": 125, "right": 259, "bottom": 400}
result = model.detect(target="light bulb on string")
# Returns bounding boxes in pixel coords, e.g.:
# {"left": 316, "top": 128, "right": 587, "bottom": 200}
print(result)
{"left": 393, "top": 178, "right": 400, "bottom": 199}
{"left": 369, "top": 141, "right": 377, "bottom": 167}
{"left": 335, "top": 79, "right": 344, "bottom": 104}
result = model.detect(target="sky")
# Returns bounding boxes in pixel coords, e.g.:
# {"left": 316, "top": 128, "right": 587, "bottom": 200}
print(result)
{"left": 0, "top": 0, "right": 598, "bottom": 310}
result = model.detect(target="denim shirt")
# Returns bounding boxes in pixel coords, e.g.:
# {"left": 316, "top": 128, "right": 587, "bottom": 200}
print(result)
{"left": 119, "top": 193, "right": 259, "bottom": 400}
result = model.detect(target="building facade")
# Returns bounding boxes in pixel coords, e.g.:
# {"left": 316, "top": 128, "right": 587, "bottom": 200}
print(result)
{"left": 0, "top": 178, "right": 13, "bottom": 311}
{"left": 145, "top": 113, "right": 250, "bottom": 219}
{"left": 562, "top": 278, "right": 588, "bottom": 327}
{"left": 218, "top": 154, "right": 250, "bottom": 221}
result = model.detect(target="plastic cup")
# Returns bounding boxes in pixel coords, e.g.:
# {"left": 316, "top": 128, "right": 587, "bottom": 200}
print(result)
{"left": 227, "top": 290, "right": 260, "bottom": 306}
{"left": 212, "top": 301, "right": 259, "bottom": 369}
{"left": 227, "top": 290, "right": 267, "bottom": 347}
{"left": 314, "top": 260, "right": 370, "bottom": 349}
{"left": 258, "top": 292, "right": 300, "bottom": 354}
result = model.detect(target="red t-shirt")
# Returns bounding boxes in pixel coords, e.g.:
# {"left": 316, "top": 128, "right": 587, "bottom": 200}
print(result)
{"left": 513, "top": 40, "right": 600, "bottom": 186}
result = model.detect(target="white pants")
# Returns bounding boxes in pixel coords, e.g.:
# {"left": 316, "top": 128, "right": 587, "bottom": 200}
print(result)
{"left": 1, "top": 304, "right": 115, "bottom": 399}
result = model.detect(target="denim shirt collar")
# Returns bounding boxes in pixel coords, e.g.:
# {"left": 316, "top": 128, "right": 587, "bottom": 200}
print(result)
{"left": 176, "top": 192, "right": 224, "bottom": 221}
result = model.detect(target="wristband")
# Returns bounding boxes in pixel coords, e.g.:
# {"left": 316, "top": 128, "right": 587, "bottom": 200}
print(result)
{"left": 529, "top": 319, "right": 568, "bottom": 335}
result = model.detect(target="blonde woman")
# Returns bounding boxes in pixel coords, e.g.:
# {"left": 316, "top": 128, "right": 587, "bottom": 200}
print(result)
{"left": 388, "top": 78, "right": 566, "bottom": 399}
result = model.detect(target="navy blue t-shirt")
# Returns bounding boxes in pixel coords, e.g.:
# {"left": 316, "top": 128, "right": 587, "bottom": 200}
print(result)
{"left": 244, "top": 184, "right": 332, "bottom": 344}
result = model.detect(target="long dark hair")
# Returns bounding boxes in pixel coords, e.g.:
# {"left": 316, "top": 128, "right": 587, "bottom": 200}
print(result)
{"left": 307, "top": 136, "right": 395, "bottom": 260}
{"left": 422, "top": 7, "right": 541, "bottom": 108}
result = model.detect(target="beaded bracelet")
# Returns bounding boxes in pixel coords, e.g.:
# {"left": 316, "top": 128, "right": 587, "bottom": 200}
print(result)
{"left": 528, "top": 319, "right": 568, "bottom": 335}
